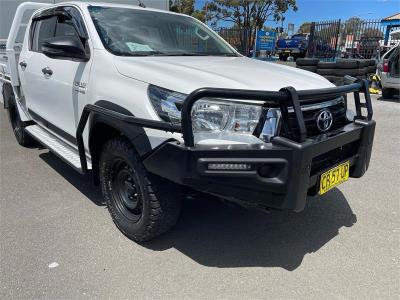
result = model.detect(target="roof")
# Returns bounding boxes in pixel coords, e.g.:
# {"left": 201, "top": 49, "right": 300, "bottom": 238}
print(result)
{"left": 57, "top": 1, "right": 173, "bottom": 15}
{"left": 381, "top": 13, "right": 400, "bottom": 26}
{"left": 382, "top": 13, "right": 400, "bottom": 21}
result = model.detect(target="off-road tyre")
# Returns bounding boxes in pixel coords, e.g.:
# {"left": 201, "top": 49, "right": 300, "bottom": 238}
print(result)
{"left": 296, "top": 58, "right": 319, "bottom": 66}
{"left": 357, "top": 59, "right": 369, "bottom": 68}
{"left": 317, "top": 61, "right": 336, "bottom": 69}
{"left": 322, "top": 75, "right": 343, "bottom": 85}
{"left": 359, "top": 67, "right": 369, "bottom": 75}
{"left": 316, "top": 68, "right": 335, "bottom": 76}
{"left": 367, "top": 65, "right": 376, "bottom": 74}
{"left": 335, "top": 59, "right": 359, "bottom": 69}
{"left": 7, "top": 97, "right": 35, "bottom": 147}
{"left": 297, "top": 65, "right": 317, "bottom": 72}
{"left": 99, "top": 136, "right": 182, "bottom": 242}
{"left": 322, "top": 75, "right": 340, "bottom": 82}
{"left": 334, "top": 68, "right": 359, "bottom": 77}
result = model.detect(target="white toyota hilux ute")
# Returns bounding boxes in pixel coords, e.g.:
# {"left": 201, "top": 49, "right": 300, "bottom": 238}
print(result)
{"left": 1, "top": 2, "right": 376, "bottom": 242}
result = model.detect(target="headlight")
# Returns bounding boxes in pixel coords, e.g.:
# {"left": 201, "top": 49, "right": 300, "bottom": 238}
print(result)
{"left": 148, "top": 85, "right": 186, "bottom": 125}
{"left": 191, "top": 99, "right": 262, "bottom": 134}
{"left": 148, "top": 85, "right": 277, "bottom": 144}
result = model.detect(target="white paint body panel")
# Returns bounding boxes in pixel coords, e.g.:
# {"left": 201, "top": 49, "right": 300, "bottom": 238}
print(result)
{"left": 10, "top": 1, "right": 335, "bottom": 153}
{"left": 114, "top": 56, "right": 333, "bottom": 94}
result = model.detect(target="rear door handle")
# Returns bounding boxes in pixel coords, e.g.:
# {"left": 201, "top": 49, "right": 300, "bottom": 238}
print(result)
{"left": 19, "top": 61, "right": 27, "bottom": 68}
{"left": 41, "top": 67, "right": 53, "bottom": 77}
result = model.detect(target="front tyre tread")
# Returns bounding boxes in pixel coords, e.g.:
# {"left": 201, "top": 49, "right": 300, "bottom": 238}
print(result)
{"left": 99, "top": 137, "right": 182, "bottom": 242}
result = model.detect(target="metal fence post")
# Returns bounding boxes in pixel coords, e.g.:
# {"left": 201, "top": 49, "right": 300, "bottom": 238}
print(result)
{"left": 307, "top": 22, "right": 316, "bottom": 58}
{"left": 333, "top": 19, "right": 341, "bottom": 59}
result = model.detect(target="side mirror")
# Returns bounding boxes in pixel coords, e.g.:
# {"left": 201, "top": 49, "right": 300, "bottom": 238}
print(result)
{"left": 42, "top": 36, "right": 89, "bottom": 61}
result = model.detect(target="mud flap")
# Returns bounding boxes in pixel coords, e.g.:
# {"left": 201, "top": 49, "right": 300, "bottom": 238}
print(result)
{"left": 14, "top": 97, "right": 32, "bottom": 122}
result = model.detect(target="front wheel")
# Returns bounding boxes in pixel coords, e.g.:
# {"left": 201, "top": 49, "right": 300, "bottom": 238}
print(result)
{"left": 99, "top": 137, "right": 182, "bottom": 242}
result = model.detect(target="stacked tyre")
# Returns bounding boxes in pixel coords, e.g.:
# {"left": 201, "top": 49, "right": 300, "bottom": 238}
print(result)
{"left": 295, "top": 58, "right": 319, "bottom": 73}
{"left": 316, "top": 61, "right": 343, "bottom": 85}
{"left": 296, "top": 58, "right": 377, "bottom": 86}
{"left": 359, "top": 59, "right": 377, "bottom": 75}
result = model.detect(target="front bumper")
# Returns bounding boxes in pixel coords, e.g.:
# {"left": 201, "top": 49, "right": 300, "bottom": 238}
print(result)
{"left": 76, "top": 78, "right": 375, "bottom": 212}
{"left": 143, "top": 119, "right": 375, "bottom": 212}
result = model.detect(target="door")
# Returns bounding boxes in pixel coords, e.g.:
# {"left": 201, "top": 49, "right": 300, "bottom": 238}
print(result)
{"left": 19, "top": 6, "right": 92, "bottom": 145}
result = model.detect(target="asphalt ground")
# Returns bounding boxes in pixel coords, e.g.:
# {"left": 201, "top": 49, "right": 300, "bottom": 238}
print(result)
{"left": 0, "top": 93, "right": 399, "bottom": 299}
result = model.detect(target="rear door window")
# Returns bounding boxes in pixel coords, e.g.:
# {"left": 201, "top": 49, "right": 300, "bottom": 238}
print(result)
{"left": 31, "top": 16, "right": 57, "bottom": 52}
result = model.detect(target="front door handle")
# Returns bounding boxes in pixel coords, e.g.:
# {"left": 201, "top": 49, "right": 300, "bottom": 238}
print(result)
{"left": 41, "top": 67, "right": 53, "bottom": 77}
{"left": 19, "top": 61, "right": 27, "bottom": 69}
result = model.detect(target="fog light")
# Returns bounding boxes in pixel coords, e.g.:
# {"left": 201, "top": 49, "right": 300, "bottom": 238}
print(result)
{"left": 208, "top": 163, "right": 252, "bottom": 170}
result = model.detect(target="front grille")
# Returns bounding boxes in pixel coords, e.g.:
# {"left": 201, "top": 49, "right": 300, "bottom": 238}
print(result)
{"left": 279, "top": 100, "right": 348, "bottom": 140}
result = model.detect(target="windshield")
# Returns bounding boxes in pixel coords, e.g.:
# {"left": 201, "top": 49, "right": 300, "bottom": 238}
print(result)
{"left": 88, "top": 6, "right": 237, "bottom": 57}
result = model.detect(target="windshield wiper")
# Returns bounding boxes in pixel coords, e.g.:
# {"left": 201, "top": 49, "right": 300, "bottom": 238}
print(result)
{"left": 157, "top": 52, "right": 239, "bottom": 57}
{"left": 119, "top": 50, "right": 169, "bottom": 57}
{"left": 120, "top": 51, "right": 239, "bottom": 57}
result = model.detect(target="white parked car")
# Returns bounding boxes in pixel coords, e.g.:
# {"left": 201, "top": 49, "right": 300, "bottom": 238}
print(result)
{"left": 378, "top": 44, "right": 400, "bottom": 98}
{"left": 1, "top": 2, "right": 376, "bottom": 241}
{"left": 377, "top": 31, "right": 400, "bottom": 98}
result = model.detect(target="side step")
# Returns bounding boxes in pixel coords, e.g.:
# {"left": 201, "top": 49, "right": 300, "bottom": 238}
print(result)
{"left": 25, "top": 125, "right": 92, "bottom": 174}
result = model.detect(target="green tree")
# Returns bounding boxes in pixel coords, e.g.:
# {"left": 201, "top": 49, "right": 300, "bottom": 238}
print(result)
{"left": 297, "top": 22, "right": 311, "bottom": 33}
{"left": 169, "top": 0, "right": 206, "bottom": 22}
{"left": 344, "top": 17, "right": 363, "bottom": 35}
{"left": 169, "top": 0, "right": 195, "bottom": 15}
{"left": 263, "top": 25, "right": 275, "bottom": 32}
{"left": 192, "top": 9, "right": 206, "bottom": 22}
{"left": 363, "top": 28, "right": 383, "bottom": 38}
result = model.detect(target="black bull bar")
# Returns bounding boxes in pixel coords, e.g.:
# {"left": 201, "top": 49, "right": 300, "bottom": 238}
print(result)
{"left": 75, "top": 78, "right": 375, "bottom": 211}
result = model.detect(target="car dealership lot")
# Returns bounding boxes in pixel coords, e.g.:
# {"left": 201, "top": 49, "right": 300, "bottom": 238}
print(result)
{"left": 0, "top": 94, "right": 399, "bottom": 299}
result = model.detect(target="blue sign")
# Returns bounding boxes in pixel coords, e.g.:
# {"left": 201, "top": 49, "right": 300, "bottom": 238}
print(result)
{"left": 256, "top": 30, "right": 276, "bottom": 51}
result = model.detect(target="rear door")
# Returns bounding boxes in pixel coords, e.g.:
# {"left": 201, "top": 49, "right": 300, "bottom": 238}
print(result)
{"left": 19, "top": 13, "right": 57, "bottom": 123}
{"left": 19, "top": 6, "right": 92, "bottom": 145}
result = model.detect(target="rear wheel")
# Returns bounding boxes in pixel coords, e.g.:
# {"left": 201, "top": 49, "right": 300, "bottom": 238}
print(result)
{"left": 7, "top": 99, "right": 35, "bottom": 147}
{"left": 99, "top": 137, "right": 182, "bottom": 242}
{"left": 279, "top": 53, "right": 288, "bottom": 61}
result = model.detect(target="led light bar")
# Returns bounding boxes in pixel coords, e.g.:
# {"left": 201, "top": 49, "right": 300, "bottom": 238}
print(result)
{"left": 208, "top": 163, "right": 252, "bottom": 170}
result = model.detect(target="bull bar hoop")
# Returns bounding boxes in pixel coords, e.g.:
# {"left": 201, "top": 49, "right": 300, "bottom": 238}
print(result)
{"left": 76, "top": 77, "right": 372, "bottom": 173}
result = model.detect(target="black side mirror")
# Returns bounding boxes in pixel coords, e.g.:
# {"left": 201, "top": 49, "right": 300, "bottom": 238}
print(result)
{"left": 42, "top": 36, "right": 89, "bottom": 61}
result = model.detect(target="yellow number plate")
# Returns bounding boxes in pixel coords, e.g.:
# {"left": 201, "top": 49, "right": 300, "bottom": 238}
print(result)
{"left": 319, "top": 161, "right": 350, "bottom": 195}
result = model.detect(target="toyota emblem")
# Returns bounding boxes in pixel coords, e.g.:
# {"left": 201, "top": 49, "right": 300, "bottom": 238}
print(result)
{"left": 316, "top": 109, "right": 333, "bottom": 132}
